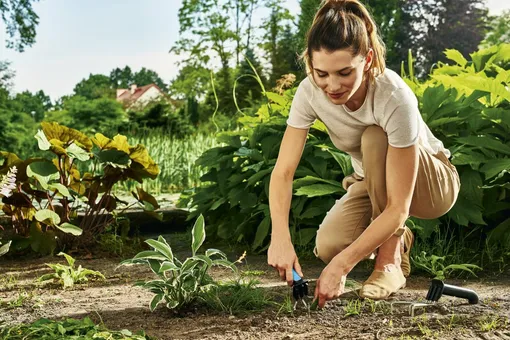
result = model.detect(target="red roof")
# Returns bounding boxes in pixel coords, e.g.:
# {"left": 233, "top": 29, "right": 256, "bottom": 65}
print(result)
{"left": 116, "top": 84, "right": 164, "bottom": 103}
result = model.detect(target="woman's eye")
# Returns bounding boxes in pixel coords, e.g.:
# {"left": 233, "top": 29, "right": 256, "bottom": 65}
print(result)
{"left": 339, "top": 71, "right": 352, "bottom": 77}
{"left": 317, "top": 73, "right": 327, "bottom": 78}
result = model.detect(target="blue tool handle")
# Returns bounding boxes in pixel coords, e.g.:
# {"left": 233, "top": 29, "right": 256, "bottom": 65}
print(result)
{"left": 292, "top": 268, "right": 302, "bottom": 281}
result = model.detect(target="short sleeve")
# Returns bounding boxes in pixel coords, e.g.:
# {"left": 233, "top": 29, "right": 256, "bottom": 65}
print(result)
{"left": 382, "top": 88, "right": 421, "bottom": 148}
{"left": 286, "top": 79, "right": 316, "bottom": 129}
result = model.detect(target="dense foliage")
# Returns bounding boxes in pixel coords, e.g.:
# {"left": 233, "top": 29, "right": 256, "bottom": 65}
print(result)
{"left": 183, "top": 44, "right": 510, "bottom": 253}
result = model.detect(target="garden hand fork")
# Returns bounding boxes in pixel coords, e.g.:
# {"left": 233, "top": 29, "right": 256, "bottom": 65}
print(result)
{"left": 291, "top": 268, "right": 309, "bottom": 310}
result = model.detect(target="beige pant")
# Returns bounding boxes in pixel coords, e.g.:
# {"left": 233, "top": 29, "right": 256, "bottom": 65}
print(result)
{"left": 314, "top": 126, "right": 460, "bottom": 263}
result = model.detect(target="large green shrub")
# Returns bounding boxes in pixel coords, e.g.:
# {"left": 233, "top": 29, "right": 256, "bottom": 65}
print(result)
{"left": 183, "top": 43, "right": 510, "bottom": 251}
{"left": 0, "top": 122, "right": 160, "bottom": 254}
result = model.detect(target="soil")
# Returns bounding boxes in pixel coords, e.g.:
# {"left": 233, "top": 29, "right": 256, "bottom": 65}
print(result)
{"left": 1, "top": 242, "right": 509, "bottom": 340}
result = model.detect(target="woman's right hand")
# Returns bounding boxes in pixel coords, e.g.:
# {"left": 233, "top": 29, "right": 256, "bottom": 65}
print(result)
{"left": 267, "top": 237, "right": 303, "bottom": 286}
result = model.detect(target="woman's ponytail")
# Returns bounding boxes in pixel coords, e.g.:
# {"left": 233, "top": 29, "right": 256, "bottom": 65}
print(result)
{"left": 302, "top": 0, "right": 386, "bottom": 83}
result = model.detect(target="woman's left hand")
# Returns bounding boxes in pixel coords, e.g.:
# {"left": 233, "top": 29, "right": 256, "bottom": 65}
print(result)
{"left": 314, "top": 257, "right": 349, "bottom": 308}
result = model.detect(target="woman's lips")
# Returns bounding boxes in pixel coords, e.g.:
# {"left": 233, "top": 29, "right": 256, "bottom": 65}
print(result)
{"left": 328, "top": 91, "right": 347, "bottom": 99}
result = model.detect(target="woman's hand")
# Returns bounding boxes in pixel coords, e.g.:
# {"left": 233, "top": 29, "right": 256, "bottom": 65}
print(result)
{"left": 267, "top": 237, "right": 303, "bottom": 286}
{"left": 314, "top": 256, "right": 349, "bottom": 308}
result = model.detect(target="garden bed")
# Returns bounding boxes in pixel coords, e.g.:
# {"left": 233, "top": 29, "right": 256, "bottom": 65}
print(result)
{"left": 1, "top": 245, "right": 509, "bottom": 339}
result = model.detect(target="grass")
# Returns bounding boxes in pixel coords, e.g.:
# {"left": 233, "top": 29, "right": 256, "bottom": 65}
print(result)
{"left": 118, "top": 131, "right": 218, "bottom": 194}
{"left": 200, "top": 279, "right": 274, "bottom": 315}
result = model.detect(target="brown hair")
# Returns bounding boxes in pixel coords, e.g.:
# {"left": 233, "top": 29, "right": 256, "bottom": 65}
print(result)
{"left": 302, "top": 0, "right": 386, "bottom": 83}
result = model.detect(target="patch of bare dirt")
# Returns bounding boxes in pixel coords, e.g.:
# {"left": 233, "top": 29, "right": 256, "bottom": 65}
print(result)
{"left": 1, "top": 251, "right": 509, "bottom": 339}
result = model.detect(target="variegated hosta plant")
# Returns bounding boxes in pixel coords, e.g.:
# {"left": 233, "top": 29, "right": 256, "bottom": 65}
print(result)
{"left": 0, "top": 122, "right": 160, "bottom": 254}
{"left": 119, "top": 215, "right": 238, "bottom": 311}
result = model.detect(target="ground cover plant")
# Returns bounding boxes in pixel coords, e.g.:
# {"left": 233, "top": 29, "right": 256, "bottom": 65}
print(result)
{"left": 0, "top": 122, "right": 160, "bottom": 254}
{"left": 38, "top": 252, "right": 105, "bottom": 289}
{"left": 0, "top": 317, "right": 153, "bottom": 339}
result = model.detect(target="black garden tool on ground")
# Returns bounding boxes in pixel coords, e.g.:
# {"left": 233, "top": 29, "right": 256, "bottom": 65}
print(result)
{"left": 291, "top": 269, "right": 309, "bottom": 310}
{"left": 426, "top": 279, "right": 479, "bottom": 304}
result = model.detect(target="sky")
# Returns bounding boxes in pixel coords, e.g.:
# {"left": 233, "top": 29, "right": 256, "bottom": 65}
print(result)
{"left": 0, "top": 0, "right": 508, "bottom": 101}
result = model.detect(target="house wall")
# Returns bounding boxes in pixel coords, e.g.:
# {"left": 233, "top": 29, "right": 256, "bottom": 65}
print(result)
{"left": 136, "top": 87, "right": 163, "bottom": 106}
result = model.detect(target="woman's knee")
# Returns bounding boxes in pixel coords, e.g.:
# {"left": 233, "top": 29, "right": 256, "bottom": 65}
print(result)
{"left": 314, "top": 228, "right": 352, "bottom": 264}
{"left": 361, "top": 125, "right": 388, "bottom": 155}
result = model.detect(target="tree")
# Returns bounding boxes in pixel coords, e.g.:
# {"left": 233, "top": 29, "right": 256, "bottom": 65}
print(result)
{"left": 480, "top": 10, "right": 510, "bottom": 48}
{"left": 234, "top": 48, "right": 265, "bottom": 109}
{"left": 409, "top": 0, "right": 488, "bottom": 75}
{"left": 110, "top": 66, "right": 134, "bottom": 89}
{"left": 170, "top": 64, "right": 211, "bottom": 100}
{"left": 64, "top": 96, "right": 127, "bottom": 133}
{"left": 132, "top": 67, "right": 167, "bottom": 92}
{"left": 259, "top": 0, "right": 297, "bottom": 85}
{"left": 0, "top": 61, "right": 15, "bottom": 89}
{"left": 295, "top": 0, "right": 322, "bottom": 53}
{"left": 73, "top": 74, "right": 115, "bottom": 100}
{"left": 1, "top": 0, "right": 40, "bottom": 51}
{"left": 10, "top": 90, "right": 51, "bottom": 121}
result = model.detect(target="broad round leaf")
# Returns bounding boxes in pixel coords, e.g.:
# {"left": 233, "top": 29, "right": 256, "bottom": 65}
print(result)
{"left": 56, "top": 223, "right": 83, "bottom": 236}
{"left": 35, "top": 209, "right": 61, "bottom": 226}
{"left": 27, "top": 161, "right": 59, "bottom": 190}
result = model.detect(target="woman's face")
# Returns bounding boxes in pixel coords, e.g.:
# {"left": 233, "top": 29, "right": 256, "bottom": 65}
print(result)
{"left": 311, "top": 48, "right": 372, "bottom": 107}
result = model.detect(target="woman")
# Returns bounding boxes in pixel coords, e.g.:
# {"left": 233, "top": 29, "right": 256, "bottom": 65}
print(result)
{"left": 267, "top": 0, "right": 460, "bottom": 308}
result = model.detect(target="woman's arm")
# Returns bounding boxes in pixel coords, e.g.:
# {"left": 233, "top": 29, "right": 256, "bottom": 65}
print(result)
{"left": 268, "top": 126, "right": 309, "bottom": 285}
{"left": 334, "top": 143, "right": 419, "bottom": 272}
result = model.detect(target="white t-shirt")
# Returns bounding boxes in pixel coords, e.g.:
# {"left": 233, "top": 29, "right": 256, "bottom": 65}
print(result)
{"left": 287, "top": 69, "right": 450, "bottom": 177}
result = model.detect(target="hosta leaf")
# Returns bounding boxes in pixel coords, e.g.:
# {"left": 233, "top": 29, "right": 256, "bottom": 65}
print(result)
{"left": 57, "top": 252, "right": 76, "bottom": 267}
{"left": 205, "top": 248, "right": 227, "bottom": 259}
{"left": 35, "top": 209, "right": 61, "bottom": 226}
{"left": 295, "top": 183, "right": 343, "bottom": 198}
{"left": 159, "top": 261, "right": 179, "bottom": 273}
{"left": 133, "top": 250, "right": 167, "bottom": 261}
{"left": 488, "top": 218, "right": 510, "bottom": 245}
{"left": 166, "top": 300, "right": 179, "bottom": 309}
{"left": 145, "top": 238, "right": 173, "bottom": 261}
{"left": 212, "top": 259, "right": 236, "bottom": 271}
{"left": 148, "top": 259, "right": 162, "bottom": 275}
{"left": 191, "top": 255, "right": 213, "bottom": 267}
{"left": 150, "top": 294, "right": 164, "bottom": 312}
{"left": 252, "top": 215, "right": 271, "bottom": 251}
{"left": 191, "top": 214, "right": 206, "bottom": 256}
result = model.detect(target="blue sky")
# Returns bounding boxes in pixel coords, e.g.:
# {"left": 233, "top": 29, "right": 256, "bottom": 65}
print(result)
{"left": 0, "top": 0, "right": 507, "bottom": 101}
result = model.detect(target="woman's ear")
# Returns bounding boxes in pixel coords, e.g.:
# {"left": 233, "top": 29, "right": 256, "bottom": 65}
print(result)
{"left": 364, "top": 48, "right": 374, "bottom": 71}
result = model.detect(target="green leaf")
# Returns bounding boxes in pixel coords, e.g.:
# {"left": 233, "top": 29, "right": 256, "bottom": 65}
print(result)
{"left": 35, "top": 209, "right": 61, "bottom": 226}
{"left": 35, "top": 129, "right": 51, "bottom": 151}
{"left": 145, "top": 238, "right": 173, "bottom": 261}
{"left": 252, "top": 215, "right": 271, "bottom": 251}
{"left": 191, "top": 214, "right": 206, "bottom": 256}
{"left": 295, "top": 228, "right": 317, "bottom": 246}
{"left": 26, "top": 161, "right": 59, "bottom": 190}
{"left": 48, "top": 183, "right": 71, "bottom": 198}
{"left": 150, "top": 294, "right": 164, "bottom": 312}
{"left": 0, "top": 241, "right": 11, "bottom": 256}
{"left": 327, "top": 149, "right": 353, "bottom": 175}
{"left": 56, "top": 223, "right": 82, "bottom": 236}
{"left": 97, "top": 149, "right": 130, "bottom": 167}
{"left": 66, "top": 143, "right": 90, "bottom": 161}
{"left": 294, "top": 183, "right": 343, "bottom": 198}
{"left": 480, "top": 159, "right": 510, "bottom": 180}
{"left": 159, "top": 261, "right": 179, "bottom": 273}
{"left": 57, "top": 252, "right": 76, "bottom": 267}
{"left": 133, "top": 250, "right": 167, "bottom": 261}
{"left": 444, "top": 49, "right": 468, "bottom": 67}
{"left": 293, "top": 176, "right": 342, "bottom": 189}
{"left": 456, "top": 136, "right": 510, "bottom": 156}
{"left": 205, "top": 248, "right": 227, "bottom": 259}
